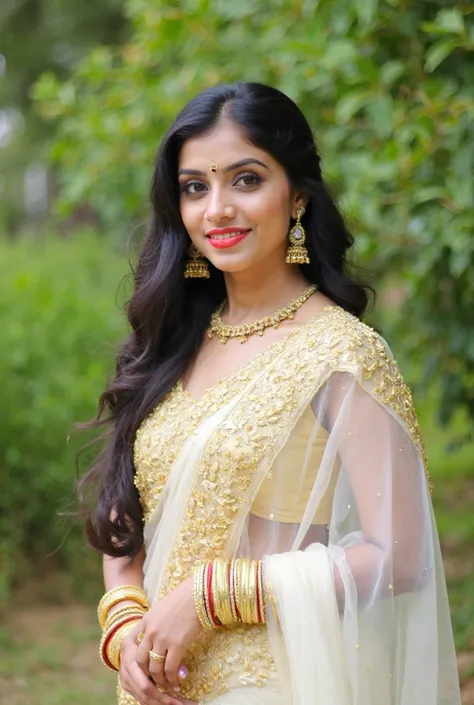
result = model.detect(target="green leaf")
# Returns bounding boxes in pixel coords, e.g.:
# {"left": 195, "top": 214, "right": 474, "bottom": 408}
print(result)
{"left": 335, "top": 92, "right": 368, "bottom": 123}
{"left": 424, "top": 39, "right": 458, "bottom": 72}
{"left": 380, "top": 60, "right": 405, "bottom": 86}
{"left": 354, "top": 0, "right": 378, "bottom": 27}
{"left": 412, "top": 187, "right": 449, "bottom": 204}
{"left": 366, "top": 94, "right": 394, "bottom": 137}
{"left": 436, "top": 8, "right": 465, "bottom": 34}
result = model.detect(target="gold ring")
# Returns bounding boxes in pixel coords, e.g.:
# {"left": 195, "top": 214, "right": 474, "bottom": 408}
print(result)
{"left": 156, "top": 684, "right": 165, "bottom": 693}
{"left": 149, "top": 650, "right": 167, "bottom": 663}
{"left": 135, "top": 632, "right": 144, "bottom": 646}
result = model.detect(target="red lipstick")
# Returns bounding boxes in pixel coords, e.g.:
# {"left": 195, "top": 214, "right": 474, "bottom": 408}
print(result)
{"left": 206, "top": 227, "right": 251, "bottom": 249}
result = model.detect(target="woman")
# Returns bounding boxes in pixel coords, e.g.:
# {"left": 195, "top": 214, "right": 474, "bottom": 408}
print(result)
{"left": 83, "top": 82, "right": 461, "bottom": 705}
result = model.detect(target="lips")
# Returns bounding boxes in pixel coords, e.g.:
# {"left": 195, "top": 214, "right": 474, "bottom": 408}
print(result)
{"left": 206, "top": 227, "right": 251, "bottom": 238}
{"left": 206, "top": 228, "right": 251, "bottom": 249}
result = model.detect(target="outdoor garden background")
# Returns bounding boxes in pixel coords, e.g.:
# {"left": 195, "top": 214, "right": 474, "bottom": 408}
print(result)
{"left": 0, "top": 1, "right": 473, "bottom": 703}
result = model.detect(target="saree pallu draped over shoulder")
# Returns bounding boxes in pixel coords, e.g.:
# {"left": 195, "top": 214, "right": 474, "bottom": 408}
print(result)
{"left": 118, "top": 307, "right": 461, "bottom": 705}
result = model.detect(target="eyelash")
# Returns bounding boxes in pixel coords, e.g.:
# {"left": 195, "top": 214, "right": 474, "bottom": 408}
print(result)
{"left": 179, "top": 172, "right": 262, "bottom": 195}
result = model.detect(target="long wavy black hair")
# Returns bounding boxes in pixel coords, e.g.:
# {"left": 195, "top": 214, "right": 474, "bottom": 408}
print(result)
{"left": 79, "top": 81, "right": 373, "bottom": 558}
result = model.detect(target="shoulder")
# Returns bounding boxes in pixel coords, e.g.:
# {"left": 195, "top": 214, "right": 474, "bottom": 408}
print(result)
{"left": 310, "top": 306, "right": 428, "bottom": 467}
{"left": 308, "top": 305, "right": 394, "bottom": 372}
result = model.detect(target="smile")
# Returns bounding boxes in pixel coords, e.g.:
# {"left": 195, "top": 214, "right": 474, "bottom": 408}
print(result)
{"left": 206, "top": 229, "right": 251, "bottom": 249}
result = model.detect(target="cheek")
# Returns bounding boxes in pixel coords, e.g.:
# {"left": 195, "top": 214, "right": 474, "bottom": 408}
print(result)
{"left": 249, "top": 184, "right": 291, "bottom": 231}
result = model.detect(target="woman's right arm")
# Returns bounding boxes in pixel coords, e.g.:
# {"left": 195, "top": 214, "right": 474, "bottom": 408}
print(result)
{"left": 103, "top": 546, "right": 146, "bottom": 596}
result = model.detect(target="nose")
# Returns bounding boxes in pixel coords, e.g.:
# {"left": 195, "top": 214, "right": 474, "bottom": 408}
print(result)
{"left": 205, "top": 187, "right": 235, "bottom": 223}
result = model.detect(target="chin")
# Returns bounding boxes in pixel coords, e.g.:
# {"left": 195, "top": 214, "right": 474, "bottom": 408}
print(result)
{"left": 206, "top": 249, "right": 259, "bottom": 274}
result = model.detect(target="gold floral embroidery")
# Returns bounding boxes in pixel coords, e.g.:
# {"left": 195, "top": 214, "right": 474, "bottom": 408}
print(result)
{"left": 123, "top": 307, "right": 430, "bottom": 704}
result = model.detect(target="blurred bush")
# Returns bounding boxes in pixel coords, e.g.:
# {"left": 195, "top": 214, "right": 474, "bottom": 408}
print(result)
{"left": 0, "top": 233, "right": 129, "bottom": 607}
{"left": 32, "top": 0, "right": 474, "bottom": 427}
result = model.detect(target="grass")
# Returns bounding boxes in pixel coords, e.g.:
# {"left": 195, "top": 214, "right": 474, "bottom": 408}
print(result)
{"left": 0, "top": 604, "right": 115, "bottom": 705}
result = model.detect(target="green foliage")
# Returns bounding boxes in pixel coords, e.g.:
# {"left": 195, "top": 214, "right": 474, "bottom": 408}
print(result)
{"left": 0, "top": 0, "right": 128, "bottom": 233}
{"left": 0, "top": 234, "right": 128, "bottom": 606}
{"left": 32, "top": 0, "right": 474, "bottom": 426}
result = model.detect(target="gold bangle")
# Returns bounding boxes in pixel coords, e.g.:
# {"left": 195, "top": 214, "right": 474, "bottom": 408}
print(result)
{"left": 104, "top": 607, "right": 146, "bottom": 632}
{"left": 203, "top": 561, "right": 216, "bottom": 628}
{"left": 98, "top": 586, "right": 149, "bottom": 628}
{"left": 107, "top": 619, "right": 141, "bottom": 670}
{"left": 213, "top": 559, "right": 233, "bottom": 626}
{"left": 234, "top": 559, "right": 262, "bottom": 625}
{"left": 229, "top": 561, "right": 238, "bottom": 623}
{"left": 103, "top": 605, "right": 147, "bottom": 631}
{"left": 194, "top": 562, "right": 213, "bottom": 630}
{"left": 257, "top": 560, "right": 266, "bottom": 623}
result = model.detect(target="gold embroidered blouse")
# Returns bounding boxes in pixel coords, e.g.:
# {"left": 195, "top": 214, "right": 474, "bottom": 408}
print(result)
{"left": 117, "top": 307, "right": 427, "bottom": 704}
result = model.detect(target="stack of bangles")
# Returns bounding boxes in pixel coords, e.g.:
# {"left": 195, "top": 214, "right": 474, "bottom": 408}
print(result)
{"left": 98, "top": 585, "right": 149, "bottom": 671}
{"left": 194, "top": 558, "right": 266, "bottom": 629}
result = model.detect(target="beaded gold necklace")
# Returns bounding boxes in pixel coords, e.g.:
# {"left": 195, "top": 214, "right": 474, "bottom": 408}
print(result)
{"left": 208, "top": 284, "right": 318, "bottom": 344}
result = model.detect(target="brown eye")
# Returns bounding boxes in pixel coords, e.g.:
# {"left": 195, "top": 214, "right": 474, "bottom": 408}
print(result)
{"left": 180, "top": 180, "right": 207, "bottom": 195}
{"left": 235, "top": 172, "right": 262, "bottom": 187}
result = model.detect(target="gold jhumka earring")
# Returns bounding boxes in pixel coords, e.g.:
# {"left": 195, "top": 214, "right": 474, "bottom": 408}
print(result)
{"left": 286, "top": 207, "right": 310, "bottom": 264}
{"left": 184, "top": 243, "right": 210, "bottom": 279}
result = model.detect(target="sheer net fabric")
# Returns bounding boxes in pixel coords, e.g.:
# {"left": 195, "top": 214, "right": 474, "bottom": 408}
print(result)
{"left": 118, "top": 307, "right": 460, "bottom": 705}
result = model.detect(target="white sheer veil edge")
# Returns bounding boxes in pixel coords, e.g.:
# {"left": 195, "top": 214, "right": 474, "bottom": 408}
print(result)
{"left": 258, "top": 373, "right": 461, "bottom": 705}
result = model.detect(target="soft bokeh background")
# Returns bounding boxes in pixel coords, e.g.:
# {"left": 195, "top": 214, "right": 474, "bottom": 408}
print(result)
{"left": 0, "top": 1, "right": 473, "bottom": 703}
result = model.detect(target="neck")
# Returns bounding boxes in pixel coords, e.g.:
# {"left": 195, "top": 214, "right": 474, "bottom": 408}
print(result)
{"left": 222, "top": 257, "right": 310, "bottom": 324}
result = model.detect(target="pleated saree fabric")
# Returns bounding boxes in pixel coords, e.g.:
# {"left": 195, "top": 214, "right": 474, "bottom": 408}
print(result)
{"left": 118, "top": 306, "right": 461, "bottom": 705}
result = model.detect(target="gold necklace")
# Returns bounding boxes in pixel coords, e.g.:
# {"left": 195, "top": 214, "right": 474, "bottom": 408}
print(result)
{"left": 208, "top": 284, "right": 318, "bottom": 344}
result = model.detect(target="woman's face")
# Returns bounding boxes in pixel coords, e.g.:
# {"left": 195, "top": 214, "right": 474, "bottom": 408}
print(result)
{"left": 178, "top": 121, "right": 305, "bottom": 274}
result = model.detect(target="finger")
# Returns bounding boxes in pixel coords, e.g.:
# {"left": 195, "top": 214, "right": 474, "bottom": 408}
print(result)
{"left": 125, "top": 661, "right": 174, "bottom": 705}
{"left": 135, "top": 631, "right": 154, "bottom": 678}
{"left": 148, "top": 644, "right": 173, "bottom": 692}
{"left": 164, "top": 647, "right": 182, "bottom": 691}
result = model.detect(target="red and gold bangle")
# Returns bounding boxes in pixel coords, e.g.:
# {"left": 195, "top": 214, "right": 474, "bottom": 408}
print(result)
{"left": 100, "top": 614, "right": 142, "bottom": 672}
{"left": 107, "top": 619, "right": 141, "bottom": 670}
{"left": 228, "top": 561, "right": 238, "bottom": 623}
{"left": 206, "top": 561, "right": 221, "bottom": 627}
{"left": 193, "top": 558, "right": 267, "bottom": 630}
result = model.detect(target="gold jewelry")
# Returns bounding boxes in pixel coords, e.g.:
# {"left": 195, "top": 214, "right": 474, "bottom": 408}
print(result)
{"left": 107, "top": 621, "right": 140, "bottom": 670}
{"left": 149, "top": 650, "right": 167, "bottom": 663}
{"left": 135, "top": 632, "right": 144, "bottom": 646}
{"left": 100, "top": 614, "right": 142, "bottom": 672}
{"left": 208, "top": 284, "right": 317, "bottom": 344}
{"left": 194, "top": 563, "right": 213, "bottom": 630}
{"left": 209, "top": 161, "right": 218, "bottom": 173}
{"left": 214, "top": 560, "right": 233, "bottom": 626}
{"left": 286, "top": 207, "right": 310, "bottom": 264}
{"left": 257, "top": 560, "right": 265, "bottom": 623}
{"left": 104, "top": 605, "right": 146, "bottom": 631}
{"left": 98, "top": 585, "right": 149, "bottom": 628}
{"left": 184, "top": 243, "right": 210, "bottom": 279}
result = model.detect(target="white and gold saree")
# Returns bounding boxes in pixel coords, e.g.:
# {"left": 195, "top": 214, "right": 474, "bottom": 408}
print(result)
{"left": 119, "top": 306, "right": 461, "bottom": 705}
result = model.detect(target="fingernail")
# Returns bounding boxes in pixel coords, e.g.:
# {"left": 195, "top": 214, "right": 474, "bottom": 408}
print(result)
{"left": 178, "top": 666, "right": 188, "bottom": 679}
{"left": 173, "top": 686, "right": 181, "bottom": 692}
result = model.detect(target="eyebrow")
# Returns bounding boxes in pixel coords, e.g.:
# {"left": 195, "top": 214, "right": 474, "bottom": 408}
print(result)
{"left": 178, "top": 158, "right": 269, "bottom": 177}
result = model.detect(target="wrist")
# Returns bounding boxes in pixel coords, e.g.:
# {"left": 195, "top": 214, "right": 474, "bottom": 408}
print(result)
{"left": 193, "top": 558, "right": 266, "bottom": 630}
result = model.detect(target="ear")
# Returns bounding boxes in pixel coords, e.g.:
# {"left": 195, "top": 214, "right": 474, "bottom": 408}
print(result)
{"left": 290, "top": 191, "right": 310, "bottom": 220}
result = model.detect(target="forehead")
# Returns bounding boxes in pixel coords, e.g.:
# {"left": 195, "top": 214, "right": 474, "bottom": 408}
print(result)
{"left": 178, "top": 121, "right": 277, "bottom": 170}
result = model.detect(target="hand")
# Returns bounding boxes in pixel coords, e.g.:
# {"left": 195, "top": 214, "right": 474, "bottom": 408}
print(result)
{"left": 133, "top": 577, "right": 202, "bottom": 695}
{"left": 119, "top": 620, "right": 197, "bottom": 705}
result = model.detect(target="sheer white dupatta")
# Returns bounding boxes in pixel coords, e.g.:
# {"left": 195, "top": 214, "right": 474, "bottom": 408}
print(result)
{"left": 259, "top": 372, "right": 461, "bottom": 705}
